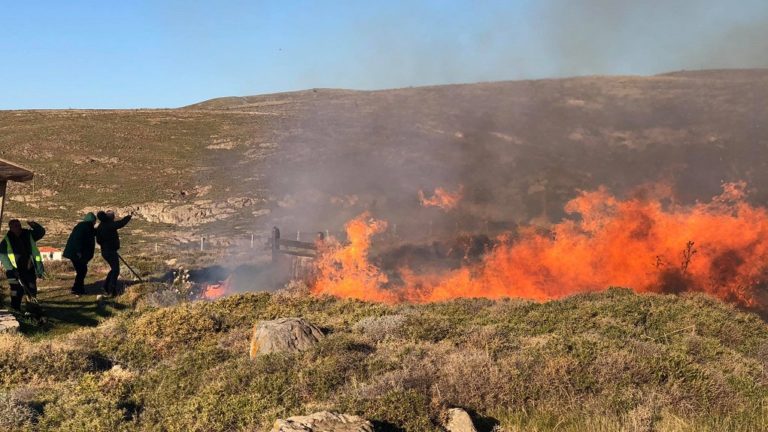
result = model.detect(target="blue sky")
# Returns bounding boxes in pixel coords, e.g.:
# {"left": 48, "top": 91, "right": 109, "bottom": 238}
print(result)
{"left": 1, "top": 0, "right": 767, "bottom": 109}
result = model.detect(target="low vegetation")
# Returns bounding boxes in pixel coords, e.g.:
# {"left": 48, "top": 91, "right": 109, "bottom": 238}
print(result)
{"left": 1, "top": 286, "right": 767, "bottom": 431}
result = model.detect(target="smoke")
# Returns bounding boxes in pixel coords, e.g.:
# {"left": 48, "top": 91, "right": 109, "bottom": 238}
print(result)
{"left": 256, "top": 1, "right": 768, "bottom": 238}
{"left": 260, "top": 60, "right": 768, "bottom": 244}
{"left": 161, "top": 1, "right": 768, "bottom": 98}
{"left": 190, "top": 1, "right": 768, "bottom": 295}
{"left": 534, "top": 0, "right": 768, "bottom": 75}
{"left": 260, "top": 90, "right": 524, "bottom": 242}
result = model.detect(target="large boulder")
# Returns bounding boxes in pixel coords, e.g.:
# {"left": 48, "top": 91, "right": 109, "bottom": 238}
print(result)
{"left": 271, "top": 411, "right": 374, "bottom": 432}
{"left": 443, "top": 408, "right": 477, "bottom": 432}
{"left": 0, "top": 310, "right": 19, "bottom": 334}
{"left": 250, "top": 317, "right": 324, "bottom": 358}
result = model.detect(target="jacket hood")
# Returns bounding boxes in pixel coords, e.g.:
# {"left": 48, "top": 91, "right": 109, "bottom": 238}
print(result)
{"left": 96, "top": 211, "right": 108, "bottom": 222}
{"left": 83, "top": 212, "right": 97, "bottom": 223}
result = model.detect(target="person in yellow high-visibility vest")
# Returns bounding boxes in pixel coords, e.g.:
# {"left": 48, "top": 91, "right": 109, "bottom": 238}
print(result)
{"left": 0, "top": 219, "right": 46, "bottom": 310}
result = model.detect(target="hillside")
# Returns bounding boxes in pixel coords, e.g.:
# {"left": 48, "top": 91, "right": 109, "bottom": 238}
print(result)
{"left": 2, "top": 69, "right": 768, "bottom": 431}
{"left": 2, "top": 288, "right": 767, "bottom": 431}
{"left": 1, "top": 69, "right": 767, "bottom": 253}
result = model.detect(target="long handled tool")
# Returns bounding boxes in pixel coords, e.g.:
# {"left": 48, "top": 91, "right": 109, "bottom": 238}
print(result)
{"left": 117, "top": 253, "right": 145, "bottom": 283}
{"left": 9, "top": 277, "right": 39, "bottom": 305}
{"left": 9, "top": 277, "right": 46, "bottom": 322}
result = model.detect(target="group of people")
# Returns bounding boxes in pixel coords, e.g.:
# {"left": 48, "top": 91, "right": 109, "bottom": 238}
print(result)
{"left": 0, "top": 210, "right": 132, "bottom": 310}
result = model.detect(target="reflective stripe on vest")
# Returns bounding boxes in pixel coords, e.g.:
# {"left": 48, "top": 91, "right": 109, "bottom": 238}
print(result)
{"left": 2, "top": 235, "right": 44, "bottom": 277}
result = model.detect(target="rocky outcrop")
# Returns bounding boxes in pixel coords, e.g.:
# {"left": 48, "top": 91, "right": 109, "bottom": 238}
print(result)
{"left": 0, "top": 310, "right": 19, "bottom": 334}
{"left": 82, "top": 196, "right": 263, "bottom": 227}
{"left": 443, "top": 408, "right": 477, "bottom": 432}
{"left": 271, "top": 411, "right": 374, "bottom": 432}
{"left": 250, "top": 317, "right": 324, "bottom": 358}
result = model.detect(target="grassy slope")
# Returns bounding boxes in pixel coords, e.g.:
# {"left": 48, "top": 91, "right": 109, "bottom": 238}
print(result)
{"left": 0, "top": 109, "right": 278, "bottom": 246}
{"left": 1, "top": 287, "right": 767, "bottom": 431}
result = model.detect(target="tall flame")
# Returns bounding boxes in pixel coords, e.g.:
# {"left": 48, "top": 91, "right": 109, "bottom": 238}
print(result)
{"left": 313, "top": 213, "right": 395, "bottom": 302}
{"left": 312, "top": 182, "right": 768, "bottom": 306}
{"left": 418, "top": 185, "right": 464, "bottom": 210}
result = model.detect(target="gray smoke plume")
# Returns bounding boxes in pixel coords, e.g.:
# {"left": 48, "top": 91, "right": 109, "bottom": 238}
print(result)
{"left": 534, "top": 0, "right": 768, "bottom": 75}
{"left": 247, "top": 1, "right": 767, "bottom": 241}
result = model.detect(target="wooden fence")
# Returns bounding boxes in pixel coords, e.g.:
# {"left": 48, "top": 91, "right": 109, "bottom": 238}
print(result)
{"left": 270, "top": 227, "right": 323, "bottom": 280}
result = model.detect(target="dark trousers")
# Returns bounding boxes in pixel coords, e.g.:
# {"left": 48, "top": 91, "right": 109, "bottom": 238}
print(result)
{"left": 102, "top": 250, "right": 120, "bottom": 295}
{"left": 70, "top": 258, "right": 89, "bottom": 294}
{"left": 7, "top": 269, "right": 37, "bottom": 310}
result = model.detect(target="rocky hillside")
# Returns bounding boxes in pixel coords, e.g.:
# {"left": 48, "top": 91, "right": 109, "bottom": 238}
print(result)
{"left": 1, "top": 69, "right": 766, "bottom": 250}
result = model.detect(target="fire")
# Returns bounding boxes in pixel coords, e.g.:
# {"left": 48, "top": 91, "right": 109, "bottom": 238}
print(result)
{"left": 203, "top": 277, "right": 231, "bottom": 300}
{"left": 418, "top": 185, "right": 464, "bottom": 210}
{"left": 312, "top": 182, "right": 768, "bottom": 307}
{"left": 312, "top": 212, "right": 396, "bottom": 302}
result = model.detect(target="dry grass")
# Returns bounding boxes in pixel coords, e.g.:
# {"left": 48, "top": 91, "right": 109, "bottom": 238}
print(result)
{"left": 0, "top": 288, "right": 766, "bottom": 431}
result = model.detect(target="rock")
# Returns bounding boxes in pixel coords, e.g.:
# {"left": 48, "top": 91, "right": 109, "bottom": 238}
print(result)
{"left": 250, "top": 317, "right": 324, "bottom": 358}
{"left": 444, "top": 408, "right": 477, "bottom": 432}
{"left": 81, "top": 196, "right": 264, "bottom": 227}
{"left": 0, "top": 310, "right": 19, "bottom": 334}
{"left": 271, "top": 411, "right": 374, "bottom": 432}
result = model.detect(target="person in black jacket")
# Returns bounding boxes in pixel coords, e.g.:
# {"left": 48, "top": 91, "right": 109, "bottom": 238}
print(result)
{"left": 63, "top": 212, "right": 97, "bottom": 295}
{"left": 0, "top": 219, "right": 46, "bottom": 310}
{"left": 96, "top": 210, "right": 132, "bottom": 296}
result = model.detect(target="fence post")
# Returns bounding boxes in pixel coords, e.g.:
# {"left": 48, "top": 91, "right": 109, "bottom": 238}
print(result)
{"left": 272, "top": 227, "right": 281, "bottom": 263}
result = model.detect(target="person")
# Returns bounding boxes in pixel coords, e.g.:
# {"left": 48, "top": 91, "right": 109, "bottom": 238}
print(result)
{"left": 0, "top": 219, "right": 46, "bottom": 310}
{"left": 62, "top": 212, "right": 97, "bottom": 295}
{"left": 96, "top": 210, "right": 132, "bottom": 296}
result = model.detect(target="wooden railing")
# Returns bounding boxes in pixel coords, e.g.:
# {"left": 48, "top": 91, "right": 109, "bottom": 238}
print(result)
{"left": 270, "top": 227, "right": 322, "bottom": 261}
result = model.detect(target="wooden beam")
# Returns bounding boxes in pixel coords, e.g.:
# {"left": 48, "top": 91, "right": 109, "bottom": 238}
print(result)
{"left": 0, "top": 159, "right": 33, "bottom": 182}
{"left": 278, "top": 239, "right": 317, "bottom": 250}
{"left": 277, "top": 249, "right": 317, "bottom": 258}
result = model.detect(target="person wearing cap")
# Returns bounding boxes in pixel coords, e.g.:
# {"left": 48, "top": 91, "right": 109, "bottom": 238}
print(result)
{"left": 63, "top": 212, "right": 97, "bottom": 295}
{"left": 96, "top": 210, "right": 132, "bottom": 296}
{"left": 0, "top": 219, "right": 46, "bottom": 310}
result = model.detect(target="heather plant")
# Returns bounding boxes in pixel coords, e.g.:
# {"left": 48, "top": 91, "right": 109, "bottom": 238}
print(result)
{"left": 2, "top": 289, "right": 768, "bottom": 431}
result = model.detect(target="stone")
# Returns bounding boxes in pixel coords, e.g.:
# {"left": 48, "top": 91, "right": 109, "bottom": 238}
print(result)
{"left": 271, "top": 411, "right": 374, "bottom": 432}
{"left": 0, "top": 310, "right": 19, "bottom": 334}
{"left": 444, "top": 408, "right": 477, "bottom": 432}
{"left": 250, "top": 317, "right": 324, "bottom": 358}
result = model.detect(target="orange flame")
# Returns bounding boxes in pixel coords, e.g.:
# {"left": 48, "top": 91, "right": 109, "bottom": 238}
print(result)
{"left": 203, "top": 278, "right": 230, "bottom": 300}
{"left": 419, "top": 185, "right": 464, "bottom": 211}
{"left": 312, "top": 182, "right": 768, "bottom": 307}
{"left": 312, "top": 212, "right": 396, "bottom": 302}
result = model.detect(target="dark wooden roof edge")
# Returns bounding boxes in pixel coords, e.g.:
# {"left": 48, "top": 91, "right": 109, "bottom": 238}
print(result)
{"left": 0, "top": 158, "right": 34, "bottom": 182}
